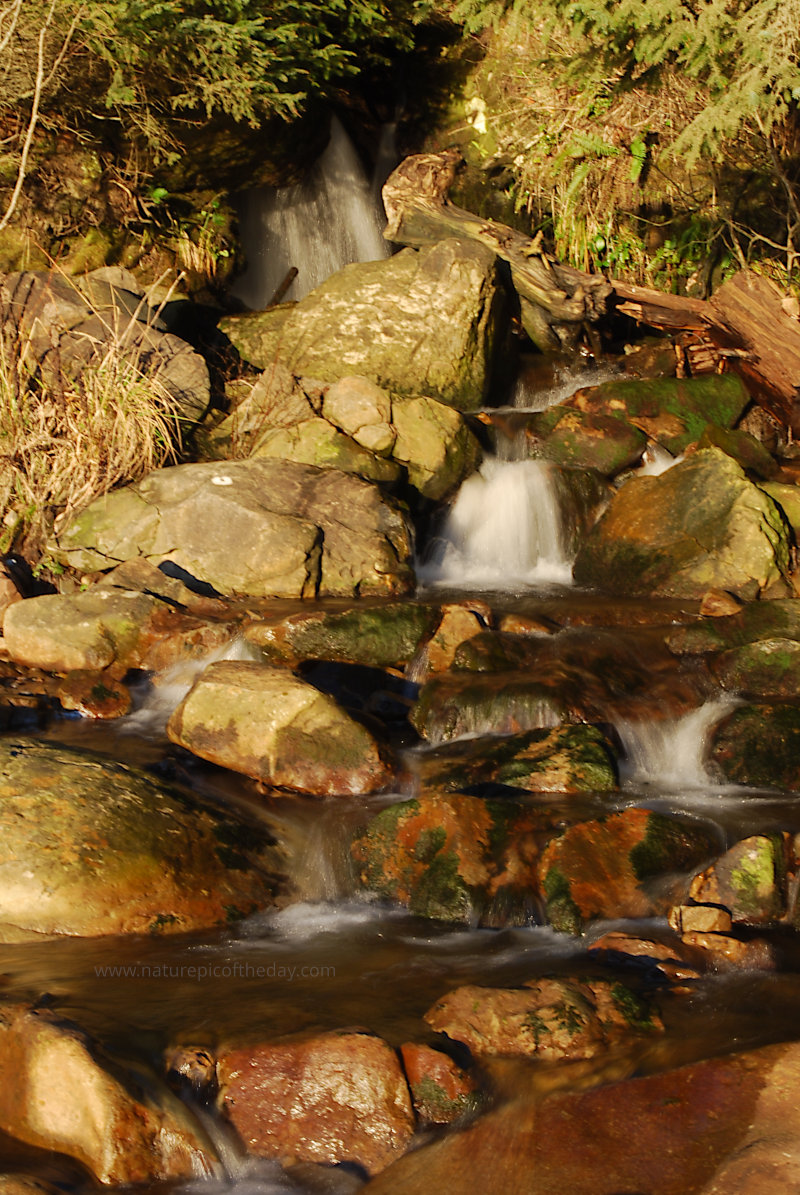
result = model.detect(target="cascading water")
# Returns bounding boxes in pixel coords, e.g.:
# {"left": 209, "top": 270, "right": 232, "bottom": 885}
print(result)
{"left": 230, "top": 116, "right": 389, "bottom": 309}
{"left": 616, "top": 697, "right": 739, "bottom": 792}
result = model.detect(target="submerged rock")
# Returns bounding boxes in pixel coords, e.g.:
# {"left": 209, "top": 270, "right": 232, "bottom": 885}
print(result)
{"left": 0, "top": 736, "right": 283, "bottom": 939}
{"left": 167, "top": 660, "right": 391, "bottom": 795}
{"left": 0, "top": 1003, "right": 214, "bottom": 1184}
{"left": 424, "top": 976, "right": 660, "bottom": 1060}
{"left": 710, "top": 702, "right": 800, "bottom": 789}
{"left": 351, "top": 791, "right": 547, "bottom": 923}
{"left": 573, "top": 449, "right": 791, "bottom": 599}
{"left": 539, "top": 807, "right": 719, "bottom": 933}
{"left": 219, "top": 239, "right": 504, "bottom": 411}
{"left": 217, "top": 1030, "right": 414, "bottom": 1175}
{"left": 51, "top": 459, "right": 413, "bottom": 599}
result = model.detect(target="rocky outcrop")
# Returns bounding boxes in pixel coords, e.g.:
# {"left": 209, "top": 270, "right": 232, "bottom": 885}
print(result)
{"left": 0, "top": 736, "right": 283, "bottom": 939}
{"left": 217, "top": 1030, "right": 414, "bottom": 1175}
{"left": 167, "top": 660, "right": 392, "bottom": 795}
{"left": 219, "top": 239, "right": 504, "bottom": 411}
{"left": 51, "top": 459, "right": 414, "bottom": 599}
{"left": 0, "top": 1003, "right": 214, "bottom": 1184}
{"left": 573, "top": 448, "right": 792, "bottom": 599}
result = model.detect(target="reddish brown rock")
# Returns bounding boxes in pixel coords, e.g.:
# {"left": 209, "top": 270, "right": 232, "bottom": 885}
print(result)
{"left": 399, "top": 1043, "right": 480, "bottom": 1123}
{"left": 688, "top": 834, "right": 789, "bottom": 924}
{"left": 55, "top": 671, "right": 132, "bottom": 718}
{"left": 218, "top": 1030, "right": 414, "bottom": 1175}
{"left": 587, "top": 931, "right": 703, "bottom": 981}
{"left": 424, "top": 977, "right": 660, "bottom": 1061}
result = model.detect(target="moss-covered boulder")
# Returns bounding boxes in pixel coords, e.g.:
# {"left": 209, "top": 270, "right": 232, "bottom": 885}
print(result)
{"left": 351, "top": 792, "right": 548, "bottom": 923}
{"left": 0, "top": 736, "right": 283, "bottom": 940}
{"left": 417, "top": 724, "right": 618, "bottom": 795}
{"left": 538, "top": 807, "right": 719, "bottom": 933}
{"left": 399, "top": 1043, "right": 481, "bottom": 1125}
{"left": 710, "top": 702, "right": 800, "bottom": 789}
{"left": 51, "top": 459, "right": 413, "bottom": 599}
{"left": 244, "top": 602, "right": 440, "bottom": 669}
{"left": 411, "top": 671, "right": 567, "bottom": 743}
{"left": 712, "top": 639, "right": 800, "bottom": 697}
{"left": 424, "top": 977, "right": 661, "bottom": 1060}
{"left": 667, "top": 598, "right": 800, "bottom": 656}
{"left": 573, "top": 449, "right": 791, "bottom": 599}
{"left": 513, "top": 406, "right": 648, "bottom": 476}
{"left": 167, "top": 660, "right": 391, "bottom": 796}
{"left": 696, "top": 424, "right": 778, "bottom": 480}
{"left": 218, "top": 239, "right": 503, "bottom": 411}
{"left": 565, "top": 373, "right": 750, "bottom": 454}
{"left": 689, "top": 835, "right": 789, "bottom": 924}
{"left": 250, "top": 418, "right": 402, "bottom": 483}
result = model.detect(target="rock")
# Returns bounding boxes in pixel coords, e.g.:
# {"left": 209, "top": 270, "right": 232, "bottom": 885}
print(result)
{"left": 391, "top": 395, "right": 482, "bottom": 500}
{"left": 669, "top": 903, "right": 734, "bottom": 934}
{"left": 217, "top": 1030, "right": 414, "bottom": 1175}
{"left": 362, "top": 1039, "right": 800, "bottom": 1195}
{"left": 688, "top": 835, "right": 789, "bottom": 923}
{"left": 167, "top": 660, "right": 391, "bottom": 795}
{"left": 710, "top": 702, "right": 800, "bottom": 788}
{"left": 251, "top": 418, "right": 402, "bottom": 484}
{"left": 351, "top": 791, "right": 547, "bottom": 924}
{"left": 420, "top": 601, "right": 492, "bottom": 672}
{"left": 678, "top": 931, "right": 776, "bottom": 971}
{"left": 509, "top": 405, "right": 648, "bottom": 476}
{"left": 538, "top": 807, "right": 718, "bottom": 933}
{"left": 761, "top": 479, "right": 800, "bottom": 541}
{"left": 219, "top": 239, "right": 503, "bottom": 411}
{"left": 51, "top": 459, "right": 414, "bottom": 599}
{"left": 0, "top": 1003, "right": 214, "bottom": 1184}
{"left": 564, "top": 372, "right": 750, "bottom": 454}
{"left": 424, "top": 976, "right": 660, "bottom": 1060}
{"left": 411, "top": 672, "right": 567, "bottom": 742}
{"left": 2, "top": 590, "right": 161, "bottom": 672}
{"left": 587, "top": 931, "right": 703, "bottom": 982}
{"left": 399, "top": 1044, "right": 481, "bottom": 1124}
{"left": 573, "top": 449, "right": 791, "bottom": 599}
{"left": 417, "top": 724, "right": 618, "bottom": 795}
{"left": 712, "top": 638, "right": 800, "bottom": 697}
{"left": 0, "top": 577, "right": 21, "bottom": 621}
{"left": 697, "top": 423, "right": 779, "bottom": 479}
{"left": 243, "top": 602, "right": 440, "bottom": 669}
{"left": 699, "top": 588, "right": 744, "bottom": 617}
{"left": 667, "top": 597, "right": 800, "bottom": 655}
{"left": 322, "top": 375, "right": 395, "bottom": 455}
{"left": 54, "top": 670, "right": 132, "bottom": 718}
{"left": 0, "top": 1178, "right": 62, "bottom": 1195}
{"left": 0, "top": 736, "right": 282, "bottom": 939}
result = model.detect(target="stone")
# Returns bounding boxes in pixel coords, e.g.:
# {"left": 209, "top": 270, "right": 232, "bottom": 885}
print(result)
{"left": 667, "top": 597, "right": 800, "bottom": 655}
{"left": 0, "top": 736, "right": 282, "bottom": 939}
{"left": 391, "top": 395, "right": 482, "bottom": 500}
{"left": 351, "top": 791, "right": 547, "bottom": 924}
{"left": 688, "top": 835, "right": 788, "bottom": 923}
{"left": 669, "top": 904, "right": 733, "bottom": 934}
{"left": 587, "top": 932, "right": 703, "bottom": 982}
{"left": 679, "top": 932, "right": 776, "bottom": 971}
{"left": 538, "top": 807, "right": 719, "bottom": 933}
{"left": 0, "top": 1003, "right": 214, "bottom": 1184}
{"left": 399, "top": 1044, "right": 480, "bottom": 1124}
{"left": 699, "top": 588, "right": 744, "bottom": 617}
{"left": 0, "top": 577, "right": 20, "bottom": 621}
{"left": 411, "top": 671, "right": 567, "bottom": 743}
{"left": 251, "top": 418, "right": 401, "bottom": 483}
{"left": 573, "top": 449, "right": 791, "bottom": 599}
{"left": 322, "top": 376, "right": 395, "bottom": 455}
{"left": 514, "top": 405, "right": 648, "bottom": 476}
{"left": 54, "top": 670, "right": 132, "bottom": 718}
{"left": 697, "top": 423, "right": 779, "bottom": 479}
{"left": 422, "top": 601, "right": 493, "bottom": 672}
{"left": 51, "top": 459, "right": 414, "bottom": 599}
{"left": 244, "top": 602, "right": 440, "bottom": 669}
{"left": 167, "top": 660, "right": 391, "bottom": 796}
{"left": 710, "top": 702, "right": 800, "bottom": 788}
{"left": 712, "top": 638, "right": 800, "bottom": 697}
{"left": 217, "top": 1030, "right": 414, "bottom": 1175}
{"left": 424, "top": 976, "right": 660, "bottom": 1060}
{"left": 219, "top": 239, "right": 503, "bottom": 411}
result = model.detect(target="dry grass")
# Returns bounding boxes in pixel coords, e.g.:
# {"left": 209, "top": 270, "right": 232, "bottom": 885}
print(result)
{"left": 0, "top": 330, "right": 182, "bottom": 556}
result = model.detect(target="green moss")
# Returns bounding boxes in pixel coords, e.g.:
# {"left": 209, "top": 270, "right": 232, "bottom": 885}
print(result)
{"left": 629, "top": 813, "right": 715, "bottom": 881}
{"left": 610, "top": 983, "right": 656, "bottom": 1031}
{"left": 414, "top": 825, "right": 447, "bottom": 863}
{"left": 728, "top": 836, "right": 783, "bottom": 917}
{"left": 410, "top": 849, "right": 472, "bottom": 921}
{"left": 411, "top": 1074, "right": 481, "bottom": 1120}
{"left": 542, "top": 864, "right": 583, "bottom": 935}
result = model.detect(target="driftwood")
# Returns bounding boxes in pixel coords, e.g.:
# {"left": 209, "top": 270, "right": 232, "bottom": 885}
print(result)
{"left": 383, "top": 152, "right": 613, "bottom": 353}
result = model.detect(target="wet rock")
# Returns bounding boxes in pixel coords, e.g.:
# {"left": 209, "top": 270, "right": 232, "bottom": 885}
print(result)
{"left": 167, "top": 660, "right": 391, "bottom": 795}
{"left": 244, "top": 602, "right": 440, "bottom": 670}
{"left": 217, "top": 1030, "right": 414, "bottom": 1175}
{"left": 699, "top": 588, "right": 745, "bottom": 617}
{"left": 564, "top": 372, "right": 750, "bottom": 454}
{"left": 424, "top": 976, "right": 661, "bottom": 1060}
{"left": 712, "top": 638, "right": 800, "bottom": 697}
{"left": 678, "top": 931, "right": 776, "bottom": 971}
{"left": 164, "top": 1045, "right": 218, "bottom": 1095}
{"left": 219, "top": 239, "right": 504, "bottom": 411}
{"left": 418, "top": 724, "right": 618, "bottom": 795}
{"left": 351, "top": 791, "right": 546, "bottom": 924}
{"left": 54, "top": 670, "right": 132, "bottom": 718}
{"left": 391, "top": 395, "right": 482, "bottom": 500}
{"left": 0, "top": 1178, "right": 62, "bottom": 1195}
{"left": 511, "top": 406, "right": 648, "bottom": 476}
{"left": 51, "top": 459, "right": 414, "bottom": 599}
{"left": 539, "top": 807, "right": 719, "bottom": 933}
{"left": 667, "top": 597, "right": 800, "bottom": 655}
{"left": 411, "top": 671, "right": 567, "bottom": 743}
{"left": 0, "top": 736, "right": 282, "bottom": 939}
{"left": 573, "top": 449, "right": 791, "bottom": 599}
{"left": 587, "top": 931, "right": 703, "bottom": 982}
{"left": 710, "top": 702, "right": 800, "bottom": 788}
{"left": 762, "top": 479, "right": 800, "bottom": 541}
{"left": 688, "top": 835, "right": 789, "bottom": 923}
{"left": 697, "top": 423, "right": 779, "bottom": 480}
{"left": 96, "top": 557, "right": 231, "bottom": 618}
{"left": 363, "top": 1039, "right": 800, "bottom": 1195}
{"left": 421, "top": 600, "right": 492, "bottom": 672}
{"left": 399, "top": 1043, "right": 481, "bottom": 1124}
{"left": 0, "top": 1002, "right": 214, "bottom": 1184}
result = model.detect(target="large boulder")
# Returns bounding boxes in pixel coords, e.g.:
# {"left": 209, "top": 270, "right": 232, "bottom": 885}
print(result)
{"left": 0, "top": 736, "right": 283, "bottom": 939}
{"left": 217, "top": 1030, "right": 414, "bottom": 1175}
{"left": 710, "top": 702, "right": 800, "bottom": 789}
{"left": 167, "top": 660, "right": 392, "bottom": 795}
{"left": 218, "top": 239, "right": 503, "bottom": 411}
{"left": 51, "top": 459, "right": 414, "bottom": 599}
{"left": 573, "top": 448, "right": 791, "bottom": 599}
{"left": 0, "top": 1003, "right": 214, "bottom": 1185}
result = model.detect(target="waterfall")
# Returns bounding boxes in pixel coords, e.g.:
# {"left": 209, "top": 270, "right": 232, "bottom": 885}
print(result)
{"left": 230, "top": 116, "right": 389, "bottom": 309}
{"left": 419, "top": 457, "right": 573, "bottom": 589}
{"left": 616, "top": 698, "right": 738, "bottom": 791}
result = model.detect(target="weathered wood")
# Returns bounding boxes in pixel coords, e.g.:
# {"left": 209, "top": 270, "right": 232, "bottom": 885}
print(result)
{"left": 612, "top": 280, "right": 707, "bottom": 331}
{"left": 383, "top": 152, "right": 612, "bottom": 353}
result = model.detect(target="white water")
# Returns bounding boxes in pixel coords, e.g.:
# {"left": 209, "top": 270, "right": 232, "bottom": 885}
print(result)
{"left": 511, "top": 360, "right": 622, "bottom": 412}
{"left": 231, "top": 117, "right": 389, "bottom": 308}
{"left": 638, "top": 442, "right": 683, "bottom": 476}
{"left": 617, "top": 698, "right": 739, "bottom": 792}
{"left": 419, "top": 457, "right": 573, "bottom": 590}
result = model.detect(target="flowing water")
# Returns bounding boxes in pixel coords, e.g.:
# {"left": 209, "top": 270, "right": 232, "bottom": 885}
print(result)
{"left": 5, "top": 356, "right": 800, "bottom": 1193}
{"left": 230, "top": 117, "right": 389, "bottom": 309}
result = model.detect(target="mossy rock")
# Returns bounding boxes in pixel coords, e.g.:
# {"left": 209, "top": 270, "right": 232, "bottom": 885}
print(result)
{"left": 411, "top": 671, "right": 567, "bottom": 742}
{"left": 710, "top": 702, "right": 800, "bottom": 789}
{"left": 697, "top": 424, "right": 778, "bottom": 480}
{"left": 524, "top": 407, "right": 648, "bottom": 476}
{"left": 667, "top": 599, "right": 800, "bottom": 656}
{"left": 245, "top": 602, "right": 440, "bottom": 669}
{"left": 712, "top": 638, "right": 800, "bottom": 697}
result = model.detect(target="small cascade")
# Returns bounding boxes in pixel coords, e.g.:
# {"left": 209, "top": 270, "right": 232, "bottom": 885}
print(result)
{"left": 512, "top": 358, "right": 622, "bottom": 412}
{"left": 231, "top": 116, "right": 389, "bottom": 309}
{"left": 638, "top": 442, "right": 683, "bottom": 476}
{"left": 616, "top": 698, "right": 738, "bottom": 791}
{"left": 419, "top": 457, "right": 573, "bottom": 590}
